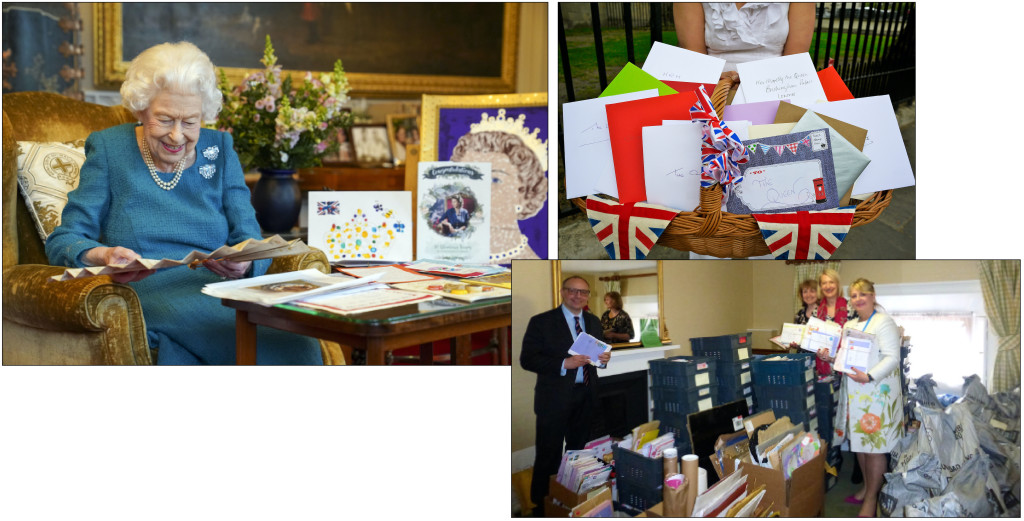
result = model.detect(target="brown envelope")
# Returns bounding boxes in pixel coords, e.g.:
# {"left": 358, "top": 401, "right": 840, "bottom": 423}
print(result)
{"left": 773, "top": 102, "right": 868, "bottom": 151}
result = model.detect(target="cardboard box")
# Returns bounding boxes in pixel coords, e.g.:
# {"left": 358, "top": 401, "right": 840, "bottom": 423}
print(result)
{"left": 543, "top": 476, "right": 610, "bottom": 518}
{"left": 739, "top": 442, "right": 828, "bottom": 517}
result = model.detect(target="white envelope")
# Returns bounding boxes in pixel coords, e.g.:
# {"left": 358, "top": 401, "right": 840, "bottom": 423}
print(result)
{"left": 736, "top": 53, "right": 827, "bottom": 107}
{"left": 734, "top": 159, "right": 826, "bottom": 211}
{"left": 641, "top": 41, "right": 725, "bottom": 83}
{"left": 641, "top": 121, "right": 748, "bottom": 212}
{"left": 562, "top": 89, "right": 659, "bottom": 198}
{"left": 810, "top": 95, "right": 915, "bottom": 197}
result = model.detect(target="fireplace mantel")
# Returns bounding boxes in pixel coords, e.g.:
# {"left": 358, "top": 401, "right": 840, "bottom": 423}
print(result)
{"left": 598, "top": 344, "right": 678, "bottom": 377}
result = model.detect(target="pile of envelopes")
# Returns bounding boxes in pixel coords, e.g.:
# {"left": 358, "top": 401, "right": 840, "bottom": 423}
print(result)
{"left": 563, "top": 42, "right": 915, "bottom": 260}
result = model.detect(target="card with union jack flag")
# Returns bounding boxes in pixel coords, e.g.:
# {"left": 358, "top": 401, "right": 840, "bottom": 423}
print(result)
{"left": 317, "top": 201, "right": 340, "bottom": 215}
{"left": 752, "top": 206, "right": 856, "bottom": 259}
{"left": 586, "top": 195, "right": 681, "bottom": 260}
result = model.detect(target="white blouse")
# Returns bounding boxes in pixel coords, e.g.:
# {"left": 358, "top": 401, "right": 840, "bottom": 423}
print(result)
{"left": 703, "top": 3, "right": 791, "bottom": 72}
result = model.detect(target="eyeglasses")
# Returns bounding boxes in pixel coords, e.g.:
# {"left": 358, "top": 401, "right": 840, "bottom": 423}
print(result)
{"left": 562, "top": 288, "right": 590, "bottom": 296}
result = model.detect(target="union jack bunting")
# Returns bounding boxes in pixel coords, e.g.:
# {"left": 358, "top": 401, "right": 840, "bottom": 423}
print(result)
{"left": 752, "top": 207, "right": 857, "bottom": 260}
{"left": 586, "top": 195, "right": 681, "bottom": 260}
{"left": 317, "top": 200, "right": 340, "bottom": 215}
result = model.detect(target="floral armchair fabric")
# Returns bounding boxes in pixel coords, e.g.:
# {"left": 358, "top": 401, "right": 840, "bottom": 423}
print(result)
{"left": 2, "top": 91, "right": 338, "bottom": 364}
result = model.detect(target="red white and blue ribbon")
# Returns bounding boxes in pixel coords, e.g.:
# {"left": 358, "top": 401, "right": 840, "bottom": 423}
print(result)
{"left": 752, "top": 206, "right": 856, "bottom": 260}
{"left": 689, "top": 84, "right": 749, "bottom": 202}
{"left": 586, "top": 195, "right": 681, "bottom": 260}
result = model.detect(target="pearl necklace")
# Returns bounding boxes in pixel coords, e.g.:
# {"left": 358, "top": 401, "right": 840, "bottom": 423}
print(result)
{"left": 139, "top": 136, "right": 188, "bottom": 191}
{"left": 489, "top": 234, "right": 529, "bottom": 262}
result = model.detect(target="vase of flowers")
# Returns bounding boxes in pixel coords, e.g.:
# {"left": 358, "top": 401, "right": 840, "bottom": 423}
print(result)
{"left": 217, "top": 35, "right": 353, "bottom": 233}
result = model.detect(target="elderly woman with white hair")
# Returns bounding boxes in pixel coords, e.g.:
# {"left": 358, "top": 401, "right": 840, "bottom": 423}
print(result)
{"left": 46, "top": 41, "right": 322, "bottom": 365}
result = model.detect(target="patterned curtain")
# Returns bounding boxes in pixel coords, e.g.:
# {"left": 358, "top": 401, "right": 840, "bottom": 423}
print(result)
{"left": 604, "top": 278, "right": 621, "bottom": 294}
{"left": 979, "top": 260, "right": 1021, "bottom": 392}
{"left": 1, "top": 3, "right": 84, "bottom": 98}
{"left": 792, "top": 261, "right": 841, "bottom": 314}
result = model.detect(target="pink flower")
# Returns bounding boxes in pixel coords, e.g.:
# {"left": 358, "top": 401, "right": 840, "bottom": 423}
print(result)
{"left": 316, "top": 141, "right": 328, "bottom": 153}
{"left": 255, "top": 99, "right": 265, "bottom": 110}
{"left": 319, "top": 122, "right": 328, "bottom": 130}
{"left": 253, "top": 113, "right": 261, "bottom": 122}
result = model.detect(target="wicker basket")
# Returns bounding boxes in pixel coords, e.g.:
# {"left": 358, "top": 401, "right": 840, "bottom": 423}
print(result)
{"left": 570, "top": 77, "right": 892, "bottom": 258}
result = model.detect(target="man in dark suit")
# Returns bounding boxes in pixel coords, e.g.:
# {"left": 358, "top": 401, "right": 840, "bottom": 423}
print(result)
{"left": 520, "top": 275, "right": 611, "bottom": 513}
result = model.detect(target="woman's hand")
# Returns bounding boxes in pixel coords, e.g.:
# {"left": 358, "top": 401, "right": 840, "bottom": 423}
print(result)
{"left": 849, "top": 367, "right": 871, "bottom": 384}
{"left": 202, "top": 259, "right": 251, "bottom": 279}
{"left": 816, "top": 347, "right": 834, "bottom": 363}
{"left": 84, "top": 246, "right": 156, "bottom": 283}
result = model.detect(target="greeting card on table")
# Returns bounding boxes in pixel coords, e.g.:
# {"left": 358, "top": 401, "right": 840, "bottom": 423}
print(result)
{"left": 735, "top": 53, "right": 828, "bottom": 106}
{"left": 605, "top": 92, "right": 699, "bottom": 203}
{"left": 726, "top": 128, "right": 840, "bottom": 215}
{"left": 599, "top": 62, "right": 678, "bottom": 97}
{"left": 810, "top": 95, "right": 916, "bottom": 198}
{"left": 642, "top": 41, "right": 726, "bottom": 84}
{"left": 562, "top": 89, "right": 659, "bottom": 199}
{"left": 415, "top": 162, "right": 491, "bottom": 263}
{"left": 308, "top": 191, "right": 412, "bottom": 263}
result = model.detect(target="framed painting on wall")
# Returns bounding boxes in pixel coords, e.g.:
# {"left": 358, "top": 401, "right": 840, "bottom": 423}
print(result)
{"left": 420, "top": 92, "right": 547, "bottom": 262}
{"left": 93, "top": 2, "right": 519, "bottom": 97}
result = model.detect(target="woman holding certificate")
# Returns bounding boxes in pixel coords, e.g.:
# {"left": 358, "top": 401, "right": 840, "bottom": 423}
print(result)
{"left": 816, "top": 278, "right": 904, "bottom": 517}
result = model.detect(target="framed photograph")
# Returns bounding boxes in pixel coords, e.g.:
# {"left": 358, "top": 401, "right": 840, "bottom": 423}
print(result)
{"left": 93, "top": 3, "right": 519, "bottom": 97}
{"left": 351, "top": 124, "right": 393, "bottom": 166}
{"left": 385, "top": 114, "right": 421, "bottom": 166}
{"left": 321, "top": 126, "right": 356, "bottom": 165}
{"left": 420, "top": 92, "right": 548, "bottom": 261}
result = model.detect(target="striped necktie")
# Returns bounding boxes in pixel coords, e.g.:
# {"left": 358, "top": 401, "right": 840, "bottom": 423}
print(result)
{"left": 574, "top": 316, "right": 589, "bottom": 386}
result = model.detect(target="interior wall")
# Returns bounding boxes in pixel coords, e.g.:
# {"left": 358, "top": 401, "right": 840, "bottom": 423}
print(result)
{"left": 511, "top": 260, "right": 554, "bottom": 453}
{"left": 752, "top": 261, "right": 983, "bottom": 335}
{"left": 661, "top": 261, "right": 754, "bottom": 357}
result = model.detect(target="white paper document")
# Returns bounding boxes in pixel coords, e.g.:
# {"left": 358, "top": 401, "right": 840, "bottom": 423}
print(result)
{"left": 810, "top": 95, "right": 916, "bottom": 197}
{"left": 568, "top": 332, "right": 612, "bottom": 364}
{"left": 390, "top": 280, "right": 511, "bottom": 302}
{"left": 778, "top": 323, "right": 807, "bottom": 345}
{"left": 201, "top": 269, "right": 382, "bottom": 307}
{"left": 562, "top": 89, "right": 659, "bottom": 198}
{"left": 306, "top": 191, "right": 412, "bottom": 263}
{"left": 295, "top": 286, "right": 440, "bottom": 315}
{"left": 736, "top": 53, "right": 827, "bottom": 107}
{"left": 641, "top": 41, "right": 726, "bottom": 83}
{"left": 834, "top": 328, "right": 876, "bottom": 374}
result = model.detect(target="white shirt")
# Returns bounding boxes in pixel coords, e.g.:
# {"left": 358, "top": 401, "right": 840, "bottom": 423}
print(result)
{"left": 703, "top": 2, "right": 790, "bottom": 72}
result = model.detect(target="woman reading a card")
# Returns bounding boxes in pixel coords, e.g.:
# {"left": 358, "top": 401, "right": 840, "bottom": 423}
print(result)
{"left": 816, "top": 278, "right": 904, "bottom": 517}
{"left": 673, "top": 3, "right": 816, "bottom": 81}
{"left": 46, "top": 42, "right": 322, "bottom": 365}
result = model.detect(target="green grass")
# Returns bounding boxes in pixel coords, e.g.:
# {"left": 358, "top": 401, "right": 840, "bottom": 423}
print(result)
{"left": 559, "top": 27, "right": 895, "bottom": 102}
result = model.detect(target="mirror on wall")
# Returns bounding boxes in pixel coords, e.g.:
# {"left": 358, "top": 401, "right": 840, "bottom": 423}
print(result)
{"left": 552, "top": 260, "right": 669, "bottom": 347}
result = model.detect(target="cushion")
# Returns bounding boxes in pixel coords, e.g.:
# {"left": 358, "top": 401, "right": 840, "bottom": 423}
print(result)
{"left": 16, "top": 140, "right": 86, "bottom": 242}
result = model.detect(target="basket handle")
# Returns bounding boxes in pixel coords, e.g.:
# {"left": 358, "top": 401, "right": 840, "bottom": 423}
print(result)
{"left": 710, "top": 76, "right": 736, "bottom": 117}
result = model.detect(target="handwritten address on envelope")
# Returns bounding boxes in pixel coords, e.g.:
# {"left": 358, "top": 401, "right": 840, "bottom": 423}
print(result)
{"left": 736, "top": 160, "right": 824, "bottom": 211}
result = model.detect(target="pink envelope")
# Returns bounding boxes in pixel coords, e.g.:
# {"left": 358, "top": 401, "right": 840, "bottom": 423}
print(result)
{"left": 721, "top": 100, "right": 785, "bottom": 125}
{"left": 606, "top": 92, "right": 699, "bottom": 204}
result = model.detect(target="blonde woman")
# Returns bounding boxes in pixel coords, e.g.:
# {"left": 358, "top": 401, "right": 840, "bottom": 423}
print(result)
{"left": 817, "top": 278, "right": 904, "bottom": 517}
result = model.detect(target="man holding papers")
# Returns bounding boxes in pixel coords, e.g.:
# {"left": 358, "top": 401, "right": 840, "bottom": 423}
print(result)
{"left": 520, "top": 275, "right": 611, "bottom": 514}
{"left": 816, "top": 278, "right": 904, "bottom": 517}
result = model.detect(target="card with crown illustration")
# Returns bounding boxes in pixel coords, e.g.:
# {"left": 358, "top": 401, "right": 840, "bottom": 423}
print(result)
{"left": 307, "top": 191, "right": 413, "bottom": 263}
{"left": 421, "top": 93, "right": 548, "bottom": 261}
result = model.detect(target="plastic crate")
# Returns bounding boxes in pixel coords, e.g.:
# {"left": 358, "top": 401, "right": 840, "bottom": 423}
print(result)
{"left": 750, "top": 353, "right": 815, "bottom": 386}
{"left": 650, "top": 384, "right": 717, "bottom": 414}
{"left": 754, "top": 382, "right": 816, "bottom": 411}
{"left": 715, "top": 359, "right": 753, "bottom": 378}
{"left": 718, "top": 384, "right": 756, "bottom": 411}
{"left": 650, "top": 410, "right": 693, "bottom": 448}
{"left": 616, "top": 477, "right": 662, "bottom": 513}
{"left": 612, "top": 444, "right": 663, "bottom": 490}
{"left": 690, "top": 333, "right": 752, "bottom": 363}
{"left": 649, "top": 356, "right": 716, "bottom": 388}
{"left": 716, "top": 368, "right": 754, "bottom": 390}
{"left": 766, "top": 405, "right": 818, "bottom": 431}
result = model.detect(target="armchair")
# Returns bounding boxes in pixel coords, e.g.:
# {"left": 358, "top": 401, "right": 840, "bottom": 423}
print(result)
{"left": 2, "top": 91, "right": 340, "bottom": 364}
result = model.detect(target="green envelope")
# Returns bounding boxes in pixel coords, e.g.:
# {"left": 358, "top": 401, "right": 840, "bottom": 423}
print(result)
{"left": 599, "top": 62, "right": 678, "bottom": 97}
{"left": 790, "top": 111, "right": 871, "bottom": 204}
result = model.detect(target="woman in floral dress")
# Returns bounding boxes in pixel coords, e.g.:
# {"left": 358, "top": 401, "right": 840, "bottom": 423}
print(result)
{"left": 817, "top": 278, "right": 904, "bottom": 517}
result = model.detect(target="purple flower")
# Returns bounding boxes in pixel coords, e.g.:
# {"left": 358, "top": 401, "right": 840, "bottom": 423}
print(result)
{"left": 316, "top": 141, "right": 328, "bottom": 153}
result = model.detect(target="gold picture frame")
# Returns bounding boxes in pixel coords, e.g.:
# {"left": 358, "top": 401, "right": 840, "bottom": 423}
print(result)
{"left": 419, "top": 92, "right": 546, "bottom": 161}
{"left": 93, "top": 3, "right": 519, "bottom": 97}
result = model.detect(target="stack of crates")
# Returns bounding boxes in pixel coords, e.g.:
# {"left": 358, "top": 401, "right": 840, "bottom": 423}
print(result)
{"left": 689, "top": 333, "right": 756, "bottom": 414}
{"left": 750, "top": 352, "right": 818, "bottom": 432}
{"left": 814, "top": 377, "right": 843, "bottom": 491}
{"left": 647, "top": 356, "right": 717, "bottom": 454}
{"left": 612, "top": 444, "right": 663, "bottom": 514}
